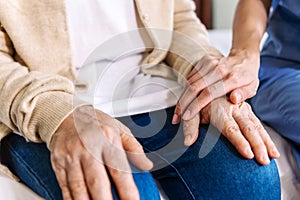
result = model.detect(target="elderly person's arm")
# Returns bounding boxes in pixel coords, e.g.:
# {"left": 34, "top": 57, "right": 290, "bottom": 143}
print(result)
{"left": 0, "top": 23, "right": 74, "bottom": 145}
{"left": 0, "top": 22, "right": 152, "bottom": 200}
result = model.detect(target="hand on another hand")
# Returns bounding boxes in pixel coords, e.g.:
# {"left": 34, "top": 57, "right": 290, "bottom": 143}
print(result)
{"left": 49, "top": 105, "right": 153, "bottom": 200}
{"left": 173, "top": 50, "right": 260, "bottom": 123}
{"left": 180, "top": 98, "right": 279, "bottom": 165}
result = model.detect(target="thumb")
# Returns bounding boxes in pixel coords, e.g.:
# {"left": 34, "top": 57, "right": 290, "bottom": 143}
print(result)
{"left": 230, "top": 84, "right": 257, "bottom": 104}
{"left": 183, "top": 114, "right": 200, "bottom": 146}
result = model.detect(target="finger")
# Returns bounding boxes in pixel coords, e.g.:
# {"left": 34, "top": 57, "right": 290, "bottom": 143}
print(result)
{"left": 179, "top": 67, "right": 226, "bottom": 119}
{"left": 174, "top": 86, "right": 200, "bottom": 122}
{"left": 183, "top": 81, "right": 226, "bottom": 120}
{"left": 248, "top": 113, "right": 280, "bottom": 159}
{"left": 112, "top": 119, "right": 153, "bottom": 170}
{"left": 200, "top": 105, "right": 210, "bottom": 124}
{"left": 187, "top": 56, "right": 219, "bottom": 79}
{"left": 185, "top": 73, "right": 257, "bottom": 120}
{"left": 103, "top": 138, "right": 139, "bottom": 200}
{"left": 189, "top": 63, "right": 226, "bottom": 87}
{"left": 120, "top": 130, "right": 153, "bottom": 171}
{"left": 51, "top": 161, "right": 72, "bottom": 200}
{"left": 188, "top": 60, "right": 221, "bottom": 84}
{"left": 172, "top": 105, "right": 181, "bottom": 124}
{"left": 173, "top": 58, "right": 220, "bottom": 124}
{"left": 183, "top": 114, "right": 200, "bottom": 146}
{"left": 81, "top": 155, "right": 113, "bottom": 200}
{"left": 220, "top": 118, "right": 254, "bottom": 159}
{"left": 233, "top": 107, "right": 270, "bottom": 165}
{"left": 66, "top": 160, "right": 90, "bottom": 200}
{"left": 172, "top": 79, "right": 203, "bottom": 125}
{"left": 230, "top": 83, "right": 258, "bottom": 104}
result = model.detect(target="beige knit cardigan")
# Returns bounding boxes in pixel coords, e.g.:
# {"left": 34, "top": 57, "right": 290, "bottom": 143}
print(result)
{"left": 0, "top": 0, "right": 221, "bottom": 178}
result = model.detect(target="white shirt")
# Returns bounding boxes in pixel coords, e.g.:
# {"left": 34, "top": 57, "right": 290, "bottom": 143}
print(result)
{"left": 65, "top": 0, "right": 182, "bottom": 117}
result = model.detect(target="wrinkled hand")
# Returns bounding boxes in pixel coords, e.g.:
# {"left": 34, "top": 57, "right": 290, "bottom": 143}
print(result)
{"left": 172, "top": 50, "right": 260, "bottom": 123}
{"left": 180, "top": 98, "right": 279, "bottom": 165}
{"left": 49, "top": 105, "right": 153, "bottom": 200}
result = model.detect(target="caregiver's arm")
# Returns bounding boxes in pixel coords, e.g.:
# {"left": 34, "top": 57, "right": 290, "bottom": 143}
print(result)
{"left": 173, "top": 0, "right": 272, "bottom": 122}
{"left": 227, "top": 0, "right": 272, "bottom": 104}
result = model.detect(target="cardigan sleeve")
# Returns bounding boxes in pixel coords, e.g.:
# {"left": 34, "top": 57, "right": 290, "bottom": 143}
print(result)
{"left": 0, "top": 23, "right": 75, "bottom": 147}
{"left": 165, "top": 0, "right": 222, "bottom": 83}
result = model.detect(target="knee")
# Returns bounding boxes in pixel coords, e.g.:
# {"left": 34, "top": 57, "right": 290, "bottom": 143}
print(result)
{"left": 217, "top": 158, "right": 281, "bottom": 199}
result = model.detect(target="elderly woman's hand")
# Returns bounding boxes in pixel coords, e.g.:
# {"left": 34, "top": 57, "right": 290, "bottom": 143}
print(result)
{"left": 181, "top": 97, "right": 279, "bottom": 165}
{"left": 49, "top": 106, "right": 153, "bottom": 200}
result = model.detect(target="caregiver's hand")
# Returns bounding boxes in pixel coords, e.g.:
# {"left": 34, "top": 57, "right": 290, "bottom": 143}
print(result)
{"left": 181, "top": 98, "right": 280, "bottom": 165}
{"left": 49, "top": 105, "right": 153, "bottom": 200}
{"left": 172, "top": 50, "right": 260, "bottom": 123}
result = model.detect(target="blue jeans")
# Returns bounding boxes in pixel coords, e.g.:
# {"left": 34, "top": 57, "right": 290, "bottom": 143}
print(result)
{"left": 1, "top": 107, "right": 280, "bottom": 200}
{"left": 249, "top": 57, "right": 300, "bottom": 167}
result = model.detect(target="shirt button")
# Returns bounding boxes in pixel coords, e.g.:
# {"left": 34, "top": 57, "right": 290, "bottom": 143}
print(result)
{"left": 142, "top": 14, "right": 150, "bottom": 22}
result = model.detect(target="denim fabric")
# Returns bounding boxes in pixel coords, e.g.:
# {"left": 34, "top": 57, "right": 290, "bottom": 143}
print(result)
{"left": 249, "top": 56, "right": 300, "bottom": 168}
{"left": 0, "top": 134, "right": 159, "bottom": 200}
{"left": 120, "top": 107, "right": 280, "bottom": 200}
{"left": 1, "top": 106, "right": 280, "bottom": 200}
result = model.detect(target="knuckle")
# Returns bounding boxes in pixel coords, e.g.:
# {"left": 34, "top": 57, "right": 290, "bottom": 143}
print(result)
{"left": 51, "top": 152, "right": 67, "bottom": 167}
{"left": 198, "top": 88, "right": 212, "bottom": 102}
{"left": 224, "top": 125, "right": 239, "bottom": 137}
{"left": 252, "top": 142, "right": 265, "bottom": 151}
{"left": 237, "top": 143, "right": 251, "bottom": 153}
{"left": 190, "top": 84, "right": 200, "bottom": 95}
{"left": 109, "top": 167, "right": 123, "bottom": 178}
{"left": 254, "top": 123, "right": 264, "bottom": 132}
{"left": 101, "top": 125, "right": 119, "bottom": 142}
{"left": 215, "top": 64, "right": 227, "bottom": 76}
{"left": 242, "top": 125, "right": 256, "bottom": 134}
{"left": 190, "top": 84, "right": 198, "bottom": 94}
{"left": 87, "top": 176, "right": 98, "bottom": 188}
{"left": 70, "top": 180, "right": 86, "bottom": 192}
{"left": 228, "top": 72, "right": 240, "bottom": 85}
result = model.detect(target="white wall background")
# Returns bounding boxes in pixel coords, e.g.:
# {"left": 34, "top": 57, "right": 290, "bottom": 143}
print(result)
{"left": 212, "top": 0, "right": 238, "bottom": 29}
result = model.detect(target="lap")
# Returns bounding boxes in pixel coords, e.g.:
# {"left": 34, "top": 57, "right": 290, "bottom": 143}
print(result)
{"left": 250, "top": 57, "right": 300, "bottom": 144}
{"left": 120, "top": 107, "right": 281, "bottom": 200}
{"left": 0, "top": 106, "right": 281, "bottom": 200}
{"left": 0, "top": 133, "right": 159, "bottom": 200}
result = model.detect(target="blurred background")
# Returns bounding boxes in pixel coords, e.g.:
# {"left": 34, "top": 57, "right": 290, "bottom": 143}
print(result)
{"left": 194, "top": 0, "right": 238, "bottom": 29}
{"left": 213, "top": 0, "right": 237, "bottom": 29}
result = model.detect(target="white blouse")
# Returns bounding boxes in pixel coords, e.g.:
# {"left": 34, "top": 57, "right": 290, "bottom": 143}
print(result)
{"left": 65, "top": 0, "right": 182, "bottom": 117}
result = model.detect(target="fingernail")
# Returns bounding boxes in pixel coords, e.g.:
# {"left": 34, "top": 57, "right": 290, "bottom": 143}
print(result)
{"left": 146, "top": 159, "right": 154, "bottom": 169}
{"left": 246, "top": 147, "right": 254, "bottom": 158}
{"left": 272, "top": 148, "right": 280, "bottom": 157}
{"left": 262, "top": 154, "right": 270, "bottom": 164}
{"left": 183, "top": 110, "right": 191, "bottom": 120}
{"left": 233, "top": 93, "right": 241, "bottom": 102}
{"left": 184, "top": 135, "right": 193, "bottom": 146}
{"left": 172, "top": 114, "right": 179, "bottom": 124}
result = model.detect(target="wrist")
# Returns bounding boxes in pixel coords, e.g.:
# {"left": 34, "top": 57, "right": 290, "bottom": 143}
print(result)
{"left": 229, "top": 48, "right": 260, "bottom": 60}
